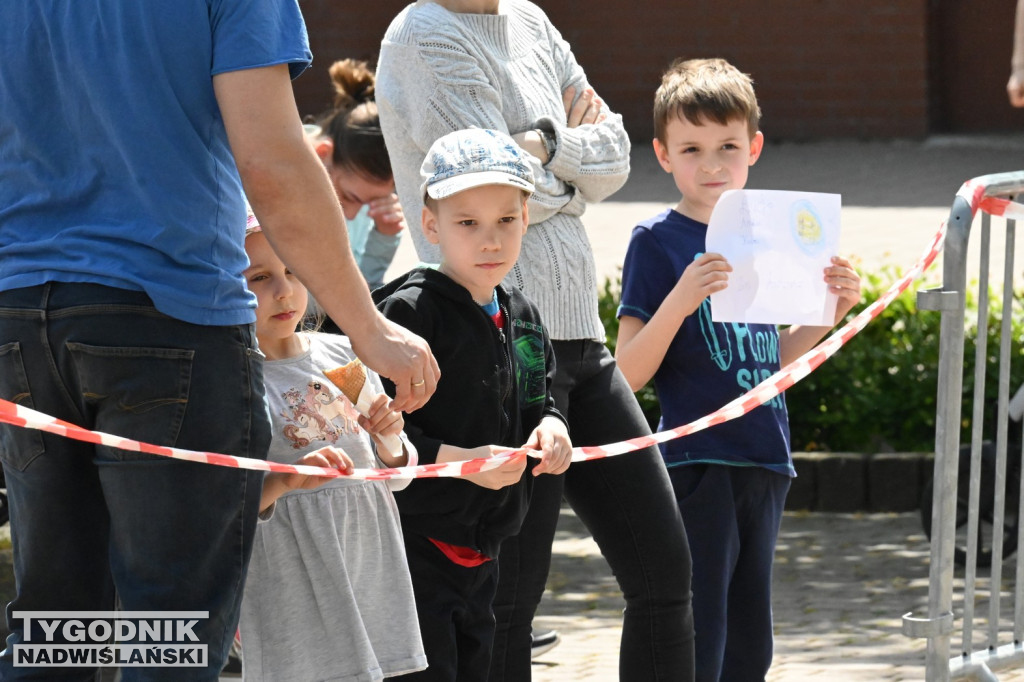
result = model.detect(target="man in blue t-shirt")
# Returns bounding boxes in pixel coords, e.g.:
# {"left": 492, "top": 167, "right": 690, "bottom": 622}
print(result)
{"left": 0, "top": 2, "right": 437, "bottom": 678}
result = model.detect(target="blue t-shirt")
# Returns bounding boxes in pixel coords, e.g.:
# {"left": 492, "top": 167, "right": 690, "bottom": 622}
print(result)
{"left": 618, "top": 209, "right": 793, "bottom": 476}
{"left": 0, "top": 0, "right": 312, "bottom": 326}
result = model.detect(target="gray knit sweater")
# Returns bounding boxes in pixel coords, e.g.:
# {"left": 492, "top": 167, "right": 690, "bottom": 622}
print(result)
{"left": 377, "top": 0, "right": 631, "bottom": 341}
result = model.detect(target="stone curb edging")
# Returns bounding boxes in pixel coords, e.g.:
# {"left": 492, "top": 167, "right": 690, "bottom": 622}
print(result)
{"left": 787, "top": 451, "right": 934, "bottom": 513}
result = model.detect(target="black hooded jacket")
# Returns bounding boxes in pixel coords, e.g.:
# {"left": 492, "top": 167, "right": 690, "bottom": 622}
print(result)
{"left": 374, "top": 267, "right": 564, "bottom": 558}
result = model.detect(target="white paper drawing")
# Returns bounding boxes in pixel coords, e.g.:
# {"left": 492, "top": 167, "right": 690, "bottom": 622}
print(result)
{"left": 706, "top": 189, "right": 841, "bottom": 325}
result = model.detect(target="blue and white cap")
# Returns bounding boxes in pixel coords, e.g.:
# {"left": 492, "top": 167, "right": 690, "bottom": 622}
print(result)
{"left": 420, "top": 128, "right": 535, "bottom": 200}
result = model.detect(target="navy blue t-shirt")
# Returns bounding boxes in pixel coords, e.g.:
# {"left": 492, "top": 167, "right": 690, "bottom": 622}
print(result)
{"left": 618, "top": 209, "right": 793, "bottom": 476}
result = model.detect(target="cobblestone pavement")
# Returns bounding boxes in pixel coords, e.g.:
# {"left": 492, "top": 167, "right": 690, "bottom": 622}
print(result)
{"left": 531, "top": 508, "right": 1024, "bottom": 681}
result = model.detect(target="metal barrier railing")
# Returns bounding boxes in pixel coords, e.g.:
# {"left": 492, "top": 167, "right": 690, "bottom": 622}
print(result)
{"left": 904, "top": 171, "right": 1024, "bottom": 682}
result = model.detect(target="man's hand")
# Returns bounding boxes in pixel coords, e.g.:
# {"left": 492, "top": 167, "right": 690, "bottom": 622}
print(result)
{"left": 1009, "top": 70, "right": 1024, "bottom": 107}
{"left": 349, "top": 315, "right": 440, "bottom": 414}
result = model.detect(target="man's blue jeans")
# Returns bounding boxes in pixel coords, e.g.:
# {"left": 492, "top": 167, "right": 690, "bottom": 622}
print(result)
{"left": 0, "top": 283, "right": 271, "bottom": 681}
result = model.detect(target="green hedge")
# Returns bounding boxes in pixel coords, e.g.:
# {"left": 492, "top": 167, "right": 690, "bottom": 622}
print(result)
{"left": 598, "top": 266, "right": 1024, "bottom": 453}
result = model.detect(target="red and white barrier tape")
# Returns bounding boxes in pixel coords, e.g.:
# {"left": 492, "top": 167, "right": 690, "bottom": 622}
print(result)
{"left": 958, "top": 179, "right": 1024, "bottom": 220}
{"left": 4, "top": 186, "right": 1011, "bottom": 481}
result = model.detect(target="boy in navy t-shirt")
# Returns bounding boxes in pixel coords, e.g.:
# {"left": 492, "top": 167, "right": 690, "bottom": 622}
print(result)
{"left": 615, "top": 58, "right": 862, "bottom": 681}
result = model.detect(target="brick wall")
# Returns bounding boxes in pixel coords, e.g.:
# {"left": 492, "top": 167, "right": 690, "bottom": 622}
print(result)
{"left": 292, "top": 1, "right": 407, "bottom": 120}
{"left": 540, "top": 0, "right": 931, "bottom": 140}
{"left": 931, "top": 0, "right": 1024, "bottom": 132}
{"left": 294, "top": 0, "right": 988, "bottom": 141}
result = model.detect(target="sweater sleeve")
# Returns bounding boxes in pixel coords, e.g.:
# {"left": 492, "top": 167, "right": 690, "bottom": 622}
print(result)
{"left": 530, "top": 11, "right": 630, "bottom": 204}
{"left": 378, "top": 10, "right": 618, "bottom": 228}
{"left": 378, "top": 33, "right": 556, "bottom": 258}
{"left": 412, "top": 31, "right": 629, "bottom": 221}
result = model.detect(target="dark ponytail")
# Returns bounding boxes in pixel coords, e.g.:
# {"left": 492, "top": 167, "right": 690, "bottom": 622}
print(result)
{"left": 317, "top": 59, "right": 392, "bottom": 183}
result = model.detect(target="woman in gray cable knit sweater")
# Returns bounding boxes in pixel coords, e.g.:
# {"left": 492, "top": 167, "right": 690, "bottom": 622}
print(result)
{"left": 377, "top": 2, "right": 694, "bottom": 679}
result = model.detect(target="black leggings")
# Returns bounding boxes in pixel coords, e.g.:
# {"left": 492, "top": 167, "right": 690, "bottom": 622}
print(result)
{"left": 489, "top": 340, "right": 695, "bottom": 681}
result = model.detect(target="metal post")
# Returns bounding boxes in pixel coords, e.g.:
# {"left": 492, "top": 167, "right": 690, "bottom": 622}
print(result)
{"left": 926, "top": 193, "right": 972, "bottom": 681}
{"left": 963, "top": 216, "right": 992, "bottom": 655}
{"left": 989, "top": 213, "right": 1015, "bottom": 647}
{"left": 908, "top": 172, "right": 1024, "bottom": 682}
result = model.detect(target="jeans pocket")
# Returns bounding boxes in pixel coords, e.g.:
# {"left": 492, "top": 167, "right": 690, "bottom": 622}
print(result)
{"left": 66, "top": 342, "right": 194, "bottom": 458}
{"left": 0, "top": 342, "right": 46, "bottom": 471}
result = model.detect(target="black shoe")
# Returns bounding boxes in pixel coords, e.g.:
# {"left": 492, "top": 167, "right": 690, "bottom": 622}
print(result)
{"left": 530, "top": 628, "right": 561, "bottom": 660}
{"left": 221, "top": 632, "right": 242, "bottom": 676}
{"left": 221, "top": 652, "right": 241, "bottom": 677}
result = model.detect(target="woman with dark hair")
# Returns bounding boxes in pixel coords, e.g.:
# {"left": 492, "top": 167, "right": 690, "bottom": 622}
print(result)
{"left": 311, "top": 58, "right": 406, "bottom": 290}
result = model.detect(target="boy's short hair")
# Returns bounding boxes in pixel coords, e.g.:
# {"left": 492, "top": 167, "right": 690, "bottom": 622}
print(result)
{"left": 420, "top": 128, "right": 535, "bottom": 201}
{"left": 653, "top": 58, "right": 761, "bottom": 143}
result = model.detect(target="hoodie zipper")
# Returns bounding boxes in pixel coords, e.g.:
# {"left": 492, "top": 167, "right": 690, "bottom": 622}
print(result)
{"left": 496, "top": 300, "right": 513, "bottom": 439}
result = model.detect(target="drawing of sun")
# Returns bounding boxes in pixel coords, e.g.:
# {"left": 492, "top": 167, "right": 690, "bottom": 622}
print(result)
{"left": 790, "top": 200, "right": 825, "bottom": 255}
